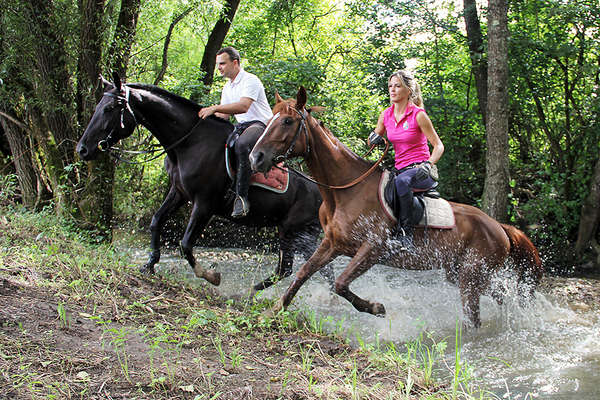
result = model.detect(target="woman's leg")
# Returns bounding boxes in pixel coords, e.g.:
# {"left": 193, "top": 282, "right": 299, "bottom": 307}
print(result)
{"left": 394, "top": 169, "right": 417, "bottom": 250}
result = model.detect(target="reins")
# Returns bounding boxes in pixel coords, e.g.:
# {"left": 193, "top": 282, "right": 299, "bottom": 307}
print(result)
{"left": 273, "top": 108, "right": 390, "bottom": 190}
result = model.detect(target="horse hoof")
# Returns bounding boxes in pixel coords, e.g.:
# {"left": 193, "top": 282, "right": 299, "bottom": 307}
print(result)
{"left": 204, "top": 270, "right": 221, "bottom": 286}
{"left": 139, "top": 265, "right": 155, "bottom": 275}
{"left": 372, "top": 303, "right": 386, "bottom": 316}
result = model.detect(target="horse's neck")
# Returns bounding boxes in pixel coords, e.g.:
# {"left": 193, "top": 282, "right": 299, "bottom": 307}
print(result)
{"left": 305, "top": 119, "right": 371, "bottom": 188}
{"left": 130, "top": 87, "right": 197, "bottom": 149}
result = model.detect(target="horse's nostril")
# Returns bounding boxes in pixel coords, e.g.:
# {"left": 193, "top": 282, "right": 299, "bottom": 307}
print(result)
{"left": 251, "top": 151, "right": 265, "bottom": 171}
{"left": 77, "top": 144, "right": 88, "bottom": 158}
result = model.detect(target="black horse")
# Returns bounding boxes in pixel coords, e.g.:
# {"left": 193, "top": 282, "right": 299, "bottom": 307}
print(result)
{"left": 77, "top": 74, "right": 330, "bottom": 291}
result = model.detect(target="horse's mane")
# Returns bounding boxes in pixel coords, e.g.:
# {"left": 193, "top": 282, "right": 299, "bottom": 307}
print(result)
{"left": 127, "top": 83, "right": 199, "bottom": 109}
{"left": 127, "top": 83, "right": 231, "bottom": 126}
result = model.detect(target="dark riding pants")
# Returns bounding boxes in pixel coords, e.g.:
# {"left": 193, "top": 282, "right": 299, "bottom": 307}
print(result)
{"left": 233, "top": 122, "right": 266, "bottom": 199}
{"left": 394, "top": 167, "right": 436, "bottom": 197}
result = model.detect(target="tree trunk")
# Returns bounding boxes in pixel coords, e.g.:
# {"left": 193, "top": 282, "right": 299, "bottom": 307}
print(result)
{"left": 76, "top": 0, "right": 115, "bottom": 239}
{"left": 463, "top": 0, "right": 488, "bottom": 126}
{"left": 77, "top": 0, "right": 105, "bottom": 126}
{"left": 575, "top": 157, "right": 600, "bottom": 262}
{"left": 108, "top": 0, "right": 141, "bottom": 79}
{"left": 0, "top": 110, "right": 39, "bottom": 207}
{"left": 199, "top": 0, "right": 241, "bottom": 90}
{"left": 25, "top": 0, "right": 80, "bottom": 217}
{"left": 482, "top": 0, "right": 510, "bottom": 221}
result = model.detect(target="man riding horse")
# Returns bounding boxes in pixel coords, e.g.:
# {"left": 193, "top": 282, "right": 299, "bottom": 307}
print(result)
{"left": 198, "top": 46, "right": 272, "bottom": 218}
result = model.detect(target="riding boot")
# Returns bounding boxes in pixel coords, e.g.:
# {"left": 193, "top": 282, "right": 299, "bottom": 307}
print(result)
{"left": 394, "top": 191, "right": 415, "bottom": 251}
{"left": 232, "top": 156, "right": 251, "bottom": 218}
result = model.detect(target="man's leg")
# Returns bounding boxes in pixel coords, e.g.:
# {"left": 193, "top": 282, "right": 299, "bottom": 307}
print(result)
{"left": 231, "top": 123, "right": 264, "bottom": 218}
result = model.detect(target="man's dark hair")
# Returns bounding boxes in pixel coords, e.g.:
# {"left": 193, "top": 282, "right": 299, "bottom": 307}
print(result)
{"left": 217, "top": 47, "right": 241, "bottom": 63}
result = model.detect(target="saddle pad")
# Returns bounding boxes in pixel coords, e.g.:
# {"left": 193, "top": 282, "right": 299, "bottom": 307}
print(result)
{"left": 378, "top": 170, "right": 455, "bottom": 229}
{"left": 225, "top": 147, "right": 289, "bottom": 194}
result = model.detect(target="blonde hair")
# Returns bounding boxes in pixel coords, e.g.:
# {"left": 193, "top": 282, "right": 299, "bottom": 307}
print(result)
{"left": 388, "top": 70, "right": 423, "bottom": 108}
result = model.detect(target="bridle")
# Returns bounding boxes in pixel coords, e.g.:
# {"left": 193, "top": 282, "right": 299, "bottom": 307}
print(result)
{"left": 98, "top": 86, "right": 138, "bottom": 152}
{"left": 96, "top": 85, "right": 204, "bottom": 164}
{"left": 273, "top": 107, "right": 311, "bottom": 163}
{"left": 270, "top": 107, "right": 390, "bottom": 190}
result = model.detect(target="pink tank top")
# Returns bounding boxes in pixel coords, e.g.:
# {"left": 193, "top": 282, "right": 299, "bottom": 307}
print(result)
{"left": 383, "top": 103, "right": 430, "bottom": 169}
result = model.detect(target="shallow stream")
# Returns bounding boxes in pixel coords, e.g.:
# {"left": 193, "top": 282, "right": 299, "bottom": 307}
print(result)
{"left": 125, "top": 244, "right": 599, "bottom": 399}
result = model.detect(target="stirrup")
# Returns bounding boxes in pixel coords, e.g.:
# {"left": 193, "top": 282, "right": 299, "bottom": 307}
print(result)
{"left": 231, "top": 195, "right": 249, "bottom": 218}
{"left": 393, "top": 227, "right": 414, "bottom": 252}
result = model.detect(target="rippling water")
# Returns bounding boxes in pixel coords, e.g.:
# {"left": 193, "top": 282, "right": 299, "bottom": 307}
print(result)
{"left": 125, "top": 244, "right": 600, "bottom": 399}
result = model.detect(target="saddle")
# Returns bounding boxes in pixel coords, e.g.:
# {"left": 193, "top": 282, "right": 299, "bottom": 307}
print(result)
{"left": 379, "top": 170, "right": 455, "bottom": 229}
{"left": 225, "top": 146, "right": 289, "bottom": 194}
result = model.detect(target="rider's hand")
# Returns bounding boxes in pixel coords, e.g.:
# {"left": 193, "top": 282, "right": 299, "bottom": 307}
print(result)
{"left": 198, "top": 105, "right": 217, "bottom": 119}
{"left": 368, "top": 131, "right": 384, "bottom": 147}
{"left": 414, "top": 161, "right": 433, "bottom": 182}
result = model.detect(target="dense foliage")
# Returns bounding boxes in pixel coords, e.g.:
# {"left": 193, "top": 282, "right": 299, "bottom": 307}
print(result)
{"left": 1, "top": 0, "right": 598, "bottom": 271}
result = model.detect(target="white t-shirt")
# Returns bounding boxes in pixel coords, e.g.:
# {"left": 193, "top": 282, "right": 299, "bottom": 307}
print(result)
{"left": 221, "top": 69, "right": 273, "bottom": 124}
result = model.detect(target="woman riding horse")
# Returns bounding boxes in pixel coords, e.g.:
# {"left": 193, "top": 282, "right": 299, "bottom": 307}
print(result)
{"left": 249, "top": 87, "right": 542, "bottom": 328}
{"left": 369, "top": 70, "right": 444, "bottom": 251}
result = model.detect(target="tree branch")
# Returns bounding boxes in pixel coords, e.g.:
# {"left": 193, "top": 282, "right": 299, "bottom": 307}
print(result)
{"left": 0, "top": 111, "right": 29, "bottom": 131}
{"left": 154, "top": 7, "right": 193, "bottom": 86}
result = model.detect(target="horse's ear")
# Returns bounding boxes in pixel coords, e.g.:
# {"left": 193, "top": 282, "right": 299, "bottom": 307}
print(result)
{"left": 100, "top": 75, "right": 113, "bottom": 92}
{"left": 307, "top": 106, "right": 325, "bottom": 114}
{"left": 296, "top": 86, "right": 307, "bottom": 110}
{"left": 275, "top": 91, "right": 284, "bottom": 104}
{"left": 112, "top": 71, "right": 122, "bottom": 93}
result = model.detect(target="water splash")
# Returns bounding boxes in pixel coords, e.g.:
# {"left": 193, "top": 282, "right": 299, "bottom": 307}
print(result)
{"left": 123, "top": 240, "right": 599, "bottom": 400}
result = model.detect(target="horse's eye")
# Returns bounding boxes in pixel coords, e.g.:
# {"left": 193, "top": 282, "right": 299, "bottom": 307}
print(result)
{"left": 104, "top": 105, "right": 115, "bottom": 113}
{"left": 283, "top": 117, "right": 293, "bottom": 125}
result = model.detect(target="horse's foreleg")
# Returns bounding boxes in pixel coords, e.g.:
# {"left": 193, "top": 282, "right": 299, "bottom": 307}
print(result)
{"left": 253, "top": 231, "right": 294, "bottom": 291}
{"left": 180, "top": 202, "right": 220, "bottom": 286}
{"left": 298, "top": 222, "right": 336, "bottom": 291}
{"left": 267, "top": 239, "right": 337, "bottom": 317}
{"left": 334, "top": 243, "right": 384, "bottom": 315}
{"left": 141, "top": 186, "right": 184, "bottom": 274}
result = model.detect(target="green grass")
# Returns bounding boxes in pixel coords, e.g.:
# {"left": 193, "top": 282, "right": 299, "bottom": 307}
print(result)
{"left": 0, "top": 204, "right": 498, "bottom": 399}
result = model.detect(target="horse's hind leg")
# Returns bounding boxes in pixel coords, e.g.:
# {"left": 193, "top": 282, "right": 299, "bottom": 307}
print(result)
{"left": 253, "top": 231, "right": 294, "bottom": 291}
{"left": 458, "top": 263, "right": 484, "bottom": 329}
{"left": 141, "top": 185, "right": 184, "bottom": 274}
{"left": 180, "top": 202, "right": 220, "bottom": 286}
{"left": 334, "top": 242, "right": 384, "bottom": 315}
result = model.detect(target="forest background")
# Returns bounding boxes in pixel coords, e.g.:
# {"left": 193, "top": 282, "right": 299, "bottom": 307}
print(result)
{"left": 0, "top": 0, "right": 598, "bottom": 274}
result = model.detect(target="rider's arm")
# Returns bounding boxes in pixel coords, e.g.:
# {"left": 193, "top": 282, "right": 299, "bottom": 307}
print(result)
{"left": 416, "top": 111, "right": 444, "bottom": 164}
{"left": 368, "top": 111, "right": 386, "bottom": 146}
{"left": 198, "top": 97, "right": 254, "bottom": 119}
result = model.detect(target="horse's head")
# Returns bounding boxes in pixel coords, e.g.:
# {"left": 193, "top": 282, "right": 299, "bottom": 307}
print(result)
{"left": 250, "top": 87, "right": 313, "bottom": 173}
{"left": 76, "top": 72, "right": 138, "bottom": 160}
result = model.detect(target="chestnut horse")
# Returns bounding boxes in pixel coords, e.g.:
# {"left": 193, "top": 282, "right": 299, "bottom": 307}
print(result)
{"left": 249, "top": 87, "right": 543, "bottom": 328}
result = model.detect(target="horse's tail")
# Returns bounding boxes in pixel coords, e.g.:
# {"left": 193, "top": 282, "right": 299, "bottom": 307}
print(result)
{"left": 501, "top": 224, "right": 543, "bottom": 297}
